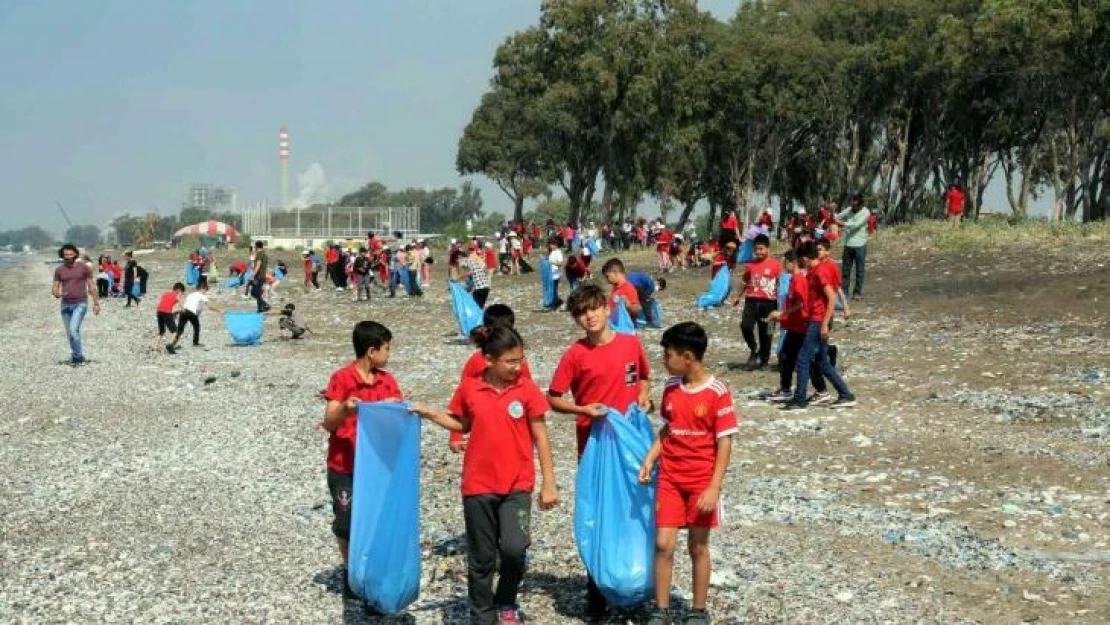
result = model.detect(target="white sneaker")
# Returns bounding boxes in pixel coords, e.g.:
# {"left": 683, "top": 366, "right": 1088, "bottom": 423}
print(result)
{"left": 809, "top": 392, "right": 834, "bottom": 406}
{"left": 766, "top": 390, "right": 793, "bottom": 403}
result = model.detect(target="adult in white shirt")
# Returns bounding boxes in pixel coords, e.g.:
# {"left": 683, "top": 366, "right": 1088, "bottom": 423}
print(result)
{"left": 546, "top": 239, "right": 565, "bottom": 311}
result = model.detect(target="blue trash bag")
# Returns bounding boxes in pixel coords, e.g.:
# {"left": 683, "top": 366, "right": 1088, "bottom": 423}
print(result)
{"left": 224, "top": 274, "right": 243, "bottom": 289}
{"left": 130, "top": 282, "right": 141, "bottom": 297}
{"left": 184, "top": 262, "right": 200, "bottom": 287}
{"left": 349, "top": 401, "right": 422, "bottom": 615}
{"left": 737, "top": 239, "right": 755, "bottom": 263}
{"left": 399, "top": 267, "right": 412, "bottom": 293}
{"left": 223, "top": 311, "right": 264, "bottom": 345}
{"left": 449, "top": 280, "right": 484, "bottom": 338}
{"left": 609, "top": 298, "right": 636, "bottom": 335}
{"left": 575, "top": 405, "right": 657, "bottom": 608}
{"left": 586, "top": 238, "right": 600, "bottom": 258}
{"left": 776, "top": 272, "right": 792, "bottom": 353}
{"left": 540, "top": 258, "right": 556, "bottom": 308}
{"left": 275, "top": 267, "right": 286, "bottom": 280}
{"left": 696, "top": 268, "right": 731, "bottom": 310}
{"left": 634, "top": 299, "right": 663, "bottom": 329}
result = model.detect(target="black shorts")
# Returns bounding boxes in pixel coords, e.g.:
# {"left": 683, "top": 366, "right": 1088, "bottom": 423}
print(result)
{"left": 327, "top": 469, "right": 353, "bottom": 539}
{"left": 156, "top": 312, "right": 177, "bottom": 336}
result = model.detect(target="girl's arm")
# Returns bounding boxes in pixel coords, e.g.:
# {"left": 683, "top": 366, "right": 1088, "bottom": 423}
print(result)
{"left": 410, "top": 402, "right": 468, "bottom": 433}
{"left": 529, "top": 418, "right": 559, "bottom": 510}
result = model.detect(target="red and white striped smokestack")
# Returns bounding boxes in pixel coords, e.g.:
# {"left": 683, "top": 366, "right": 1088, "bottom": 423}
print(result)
{"left": 279, "top": 126, "right": 290, "bottom": 209}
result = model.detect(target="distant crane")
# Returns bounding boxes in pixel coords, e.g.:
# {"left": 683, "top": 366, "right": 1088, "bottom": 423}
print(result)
{"left": 55, "top": 201, "right": 75, "bottom": 230}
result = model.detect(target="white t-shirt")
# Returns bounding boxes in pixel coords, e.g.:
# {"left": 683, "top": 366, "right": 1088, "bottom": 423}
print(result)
{"left": 548, "top": 249, "right": 565, "bottom": 280}
{"left": 184, "top": 292, "right": 209, "bottom": 314}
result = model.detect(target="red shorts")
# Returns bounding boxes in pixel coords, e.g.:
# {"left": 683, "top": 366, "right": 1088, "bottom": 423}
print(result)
{"left": 656, "top": 478, "right": 720, "bottom": 528}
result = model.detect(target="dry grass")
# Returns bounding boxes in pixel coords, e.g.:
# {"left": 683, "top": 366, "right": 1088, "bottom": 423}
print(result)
{"left": 875, "top": 216, "right": 1110, "bottom": 252}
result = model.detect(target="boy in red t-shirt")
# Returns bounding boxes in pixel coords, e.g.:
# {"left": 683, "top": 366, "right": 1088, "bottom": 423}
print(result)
{"left": 319, "top": 321, "right": 404, "bottom": 591}
{"left": 413, "top": 326, "right": 557, "bottom": 625}
{"left": 601, "top": 258, "right": 642, "bottom": 321}
{"left": 732, "top": 234, "right": 781, "bottom": 369}
{"left": 655, "top": 227, "right": 673, "bottom": 271}
{"left": 547, "top": 284, "right": 651, "bottom": 619}
{"left": 765, "top": 249, "right": 827, "bottom": 402}
{"left": 152, "top": 282, "right": 185, "bottom": 354}
{"left": 783, "top": 243, "right": 856, "bottom": 410}
{"left": 639, "top": 322, "right": 737, "bottom": 625}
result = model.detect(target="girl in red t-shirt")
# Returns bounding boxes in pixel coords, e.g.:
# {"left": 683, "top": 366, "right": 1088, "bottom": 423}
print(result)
{"left": 412, "top": 326, "right": 557, "bottom": 624}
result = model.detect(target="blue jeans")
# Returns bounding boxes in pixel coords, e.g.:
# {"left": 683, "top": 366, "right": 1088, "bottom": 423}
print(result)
{"left": 842, "top": 245, "right": 866, "bottom": 296}
{"left": 792, "top": 321, "right": 850, "bottom": 404}
{"left": 60, "top": 303, "right": 88, "bottom": 361}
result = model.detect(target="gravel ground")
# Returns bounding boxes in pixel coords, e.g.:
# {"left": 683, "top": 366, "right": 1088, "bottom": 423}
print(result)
{"left": 1, "top": 241, "right": 1108, "bottom": 624}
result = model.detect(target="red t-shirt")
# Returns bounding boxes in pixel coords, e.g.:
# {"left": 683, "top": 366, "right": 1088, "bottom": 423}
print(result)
{"left": 369, "top": 238, "right": 382, "bottom": 253}
{"left": 325, "top": 249, "right": 338, "bottom": 264}
{"left": 451, "top": 351, "right": 534, "bottom": 444}
{"left": 946, "top": 188, "right": 966, "bottom": 215}
{"left": 550, "top": 333, "right": 650, "bottom": 455}
{"left": 804, "top": 260, "right": 841, "bottom": 322}
{"left": 756, "top": 212, "right": 774, "bottom": 227}
{"left": 720, "top": 215, "right": 738, "bottom": 231}
{"left": 156, "top": 291, "right": 179, "bottom": 313}
{"left": 322, "top": 365, "right": 404, "bottom": 474}
{"left": 781, "top": 272, "right": 809, "bottom": 333}
{"left": 743, "top": 258, "right": 782, "bottom": 300}
{"left": 655, "top": 229, "right": 673, "bottom": 252}
{"left": 449, "top": 375, "right": 549, "bottom": 496}
{"left": 711, "top": 253, "right": 728, "bottom": 277}
{"left": 608, "top": 279, "right": 640, "bottom": 312}
{"left": 659, "top": 376, "right": 738, "bottom": 489}
{"left": 231, "top": 260, "right": 248, "bottom": 275}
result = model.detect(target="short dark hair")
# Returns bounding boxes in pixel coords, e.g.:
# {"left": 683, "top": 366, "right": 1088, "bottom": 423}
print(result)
{"left": 567, "top": 284, "right": 608, "bottom": 317}
{"left": 472, "top": 324, "right": 525, "bottom": 359}
{"left": 815, "top": 238, "right": 831, "bottom": 250}
{"left": 601, "top": 258, "right": 625, "bottom": 274}
{"left": 799, "top": 242, "right": 819, "bottom": 260}
{"left": 254, "top": 240, "right": 264, "bottom": 249}
{"left": 783, "top": 250, "right": 798, "bottom": 263}
{"left": 58, "top": 243, "right": 79, "bottom": 258}
{"left": 660, "top": 321, "right": 708, "bottom": 361}
{"left": 172, "top": 282, "right": 186, "bottom": 291}
{"left": 483, "top": 304, "right": 516, "bottom": 329}
{"left": 753, "top": 234, "right": 770, "bottom": 247}
{"left": 352, "top": 320, "right": 391, "bottom": 359}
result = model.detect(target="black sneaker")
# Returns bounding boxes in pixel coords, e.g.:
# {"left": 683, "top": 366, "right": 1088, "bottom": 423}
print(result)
{"left": 780, "top": 401, "right": 808, "bottom": 412}
{"left": 745, "top": 352, "right": 759, "bottom": 367}
{"left": 766, "top": 389, "right": 793, "bottom": 403}
{"left": 70, "top": 357, "right": 87, "bottom": 367}
{"left": 830, "top": 394, "right": 857, "bottom": 409}
{"left": 684, "top": 608, "right": 711, "bottom": 625}
{"left": 165, "top": 344, "right": 177, "bottom": 355}
{"left": 646, "top": 606, "right": 673, "bottom": 625}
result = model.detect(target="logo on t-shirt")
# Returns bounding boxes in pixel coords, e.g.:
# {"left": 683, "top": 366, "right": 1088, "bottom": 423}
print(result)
{"left": 508, "top": 400, "right": 524, "bottom": 419}
{"left": 624, "top": 362, "right": 638, "bottom": 385}
{"left": 694, "top": 403, "right": 708, "bottom": 417}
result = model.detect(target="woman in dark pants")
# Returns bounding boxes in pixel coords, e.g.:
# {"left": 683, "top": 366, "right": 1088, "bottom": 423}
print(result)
{"left": 123, "top": 252, "right": 141, "bottom": 307}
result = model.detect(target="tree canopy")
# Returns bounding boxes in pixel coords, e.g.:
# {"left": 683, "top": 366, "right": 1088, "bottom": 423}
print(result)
{"left": 455, "top": 0, "right": 1110, "bottom": 226}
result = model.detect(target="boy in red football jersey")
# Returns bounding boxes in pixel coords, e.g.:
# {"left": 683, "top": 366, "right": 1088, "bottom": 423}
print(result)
{"left": 601, "top": 258, "right": 642, "bottom": 321}
{"left": 319, "top": 321, "right": 404, "bottom": 592}
{"left": 448, "top": 304, "right": 533, "bottom": 453}
{"left": 733, "top": 234, "right": 781, "bottom": 369}
{"left": 784, "top": 243, "right": 856, "bottom": 410}
{"left": 152, "top": 282, "right": 185, "bottom": 354}
{"left": 548, "top": 284, "right": 651, "bottom": 620}
{"left": 765, "top": 249, "right": 828, "bottom": 402}
{"left": 412, "top": 325, "right": 558, "bottom": 625}
{"left": 639, "top": 321, "right": 736, "bottom": 625}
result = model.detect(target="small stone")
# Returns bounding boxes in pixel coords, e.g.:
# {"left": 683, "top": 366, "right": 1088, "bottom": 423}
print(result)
{"left": 835, "top": 591, "right": 854, "bottom": 603}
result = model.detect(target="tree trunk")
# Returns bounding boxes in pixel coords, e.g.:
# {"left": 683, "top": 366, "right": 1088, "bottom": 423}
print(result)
{"left": 675, "top": 198, "right": 698, "bottom": 233}
{"left": 513, "top": 194, "right": 525, "bottom": 225}
{"left": 706, "top": 201, "right": 718, "bottom": 241}
{"left": 599, "top": 179, "right": 615, "bottom": 225}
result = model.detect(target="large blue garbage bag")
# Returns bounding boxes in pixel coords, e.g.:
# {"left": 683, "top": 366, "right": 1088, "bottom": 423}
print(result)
{"left": 540, "top": 258, "right": 556, "bottom": 308}
{"left": 184, "top": 262, "right": 200, "bottom": 287}
{"left": 776, "top": 272, "right": 792, "bottom": 354}
{"left": 274, "top": 266, "right": 286, "bottom": 280}
{"left": 399, "top": 267, "right": 412, "bottom": 294}
{"left": 586, "top": 238, "right": 599, "bottom": 258}
{"left": 223, "top": 311, "right": 264, "bottom": 345}
{"left": 224, "top": 274, "right": 243, "bottom": 289}
{"left": 609, "top": 299, "right": 635, "bottom": 335}
{"left": 449, "top": 280, "right": 484, "bottom": 338}
{"left": 696, "top": 268, "right": 731, "bottom": 310}
{"left": 130, "top": 282, "right": 141, "bottom": 297}
{"left": 737, "top": 239, "right": 755, "bottom": 263}
{"left": 349, "top": 402, "right": 421, "bottom": 615}
{"left": 575, "top": 405, "right": 657, "bottom": 608}
{"left": 635, "top": 299, "right": 663, "bottom": 329}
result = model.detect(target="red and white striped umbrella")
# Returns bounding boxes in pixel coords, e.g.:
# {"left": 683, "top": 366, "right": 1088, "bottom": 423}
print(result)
{"left": 173, "top": 220, "right": 240, "bottom": 240}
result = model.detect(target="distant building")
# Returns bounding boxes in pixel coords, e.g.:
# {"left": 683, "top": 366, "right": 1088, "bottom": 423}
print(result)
{"left": 186, "top": 184, "right": 237, "bottom": 213}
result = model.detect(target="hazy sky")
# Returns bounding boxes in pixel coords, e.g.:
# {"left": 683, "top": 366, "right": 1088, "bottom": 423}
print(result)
{"left": 1, "top": 1, "right": 1034, "bottom": 235}
{"left": 0, "top": 0, "right": 738, "bottom": 234}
